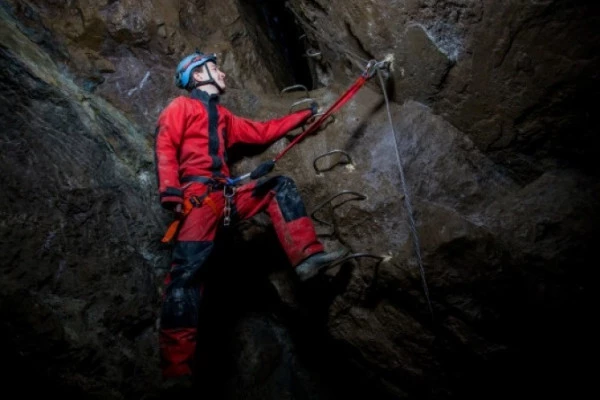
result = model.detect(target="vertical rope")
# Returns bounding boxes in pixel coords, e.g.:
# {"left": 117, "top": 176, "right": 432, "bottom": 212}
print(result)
{"left": 376, "top": 70, "right": 434, "bottom": 320}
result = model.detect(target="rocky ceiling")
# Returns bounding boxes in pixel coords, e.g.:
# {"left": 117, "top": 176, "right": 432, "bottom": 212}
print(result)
{"left": 0, "top": 1, "right": 598, "bottom": 399}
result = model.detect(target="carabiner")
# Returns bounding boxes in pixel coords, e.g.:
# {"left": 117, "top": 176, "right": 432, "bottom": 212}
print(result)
{"left": 223, "top": 185, "right": 235, "bottom": 227}
{"left": 362, "top": 59, "right": 391, "bottom": 79}
{"left": 362, "top": 60, "right": 378, "bottom": 78}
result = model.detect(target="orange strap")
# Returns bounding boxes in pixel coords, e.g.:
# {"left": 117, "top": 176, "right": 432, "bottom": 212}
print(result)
{"left": 160, "top": 198, "right": 193, "bottom": 243}
{"left": 160, "top": 194, "right": 221, "bottom": 243}
{"left": 203, "top": 196, "right": 219, "bottom": 216}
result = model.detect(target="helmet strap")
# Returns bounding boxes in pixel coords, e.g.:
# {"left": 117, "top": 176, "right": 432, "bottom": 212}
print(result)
{"left": 193, "top": 64, "right": 223, "bottom": 92}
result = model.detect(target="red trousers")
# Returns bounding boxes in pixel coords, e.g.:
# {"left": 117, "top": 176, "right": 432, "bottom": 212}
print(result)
{"left": 159, "top": 175, "right": 323, "bottom": 378}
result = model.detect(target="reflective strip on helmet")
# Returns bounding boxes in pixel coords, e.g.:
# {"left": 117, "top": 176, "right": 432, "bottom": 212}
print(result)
{"left": 179, "top": 53, "right": 216, "bottom": 73}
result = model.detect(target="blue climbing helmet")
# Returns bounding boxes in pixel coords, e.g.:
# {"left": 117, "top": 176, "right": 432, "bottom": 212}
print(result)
{"left": 175, "top": 51, "right": 217, "bottom": 89}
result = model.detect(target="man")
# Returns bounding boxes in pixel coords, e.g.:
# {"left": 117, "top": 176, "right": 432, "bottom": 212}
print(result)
{"left": 154, "top": 51, "right": 347, "bottom": 390}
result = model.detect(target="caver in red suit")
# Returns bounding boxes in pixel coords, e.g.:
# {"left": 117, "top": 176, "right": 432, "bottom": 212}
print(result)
{"left": 155, "top": 52, "right": 339, "bottom": 380}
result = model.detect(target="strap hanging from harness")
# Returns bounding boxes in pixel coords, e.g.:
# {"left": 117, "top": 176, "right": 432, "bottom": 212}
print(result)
{"left": 161, "top": 197, "right": 194, "bottom": 243}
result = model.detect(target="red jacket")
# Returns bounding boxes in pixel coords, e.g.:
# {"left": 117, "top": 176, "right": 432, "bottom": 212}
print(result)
{"left": 155, "top": 89, "right": 312, "bottom": 209}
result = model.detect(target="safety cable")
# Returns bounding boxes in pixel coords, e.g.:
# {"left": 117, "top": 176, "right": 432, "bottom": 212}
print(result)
{"left": 375, "top": 69, "right": 434, "bottom": 320}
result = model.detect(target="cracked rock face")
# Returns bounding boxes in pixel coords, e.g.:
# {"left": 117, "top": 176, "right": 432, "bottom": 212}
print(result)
{"left": 1, "top": 1, "right": 597, "bottom": 399}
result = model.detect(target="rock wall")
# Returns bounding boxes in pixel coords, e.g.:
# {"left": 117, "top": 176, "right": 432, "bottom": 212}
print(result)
{"left": 0, "top": 1, "right": 597, "bottom": 399}
{"left": 287, "top": 0, "right": 600, "bottom": 182}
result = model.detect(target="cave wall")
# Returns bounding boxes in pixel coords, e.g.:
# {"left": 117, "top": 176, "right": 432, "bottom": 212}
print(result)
{"left": 0, "top": 1, "right": 598, "bottom": 399}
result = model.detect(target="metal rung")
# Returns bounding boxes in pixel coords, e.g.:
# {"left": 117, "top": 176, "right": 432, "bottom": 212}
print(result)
{"left": 313, "top": 150, "right": 353, "bottom": 173}
{"left": 281, "top": 84, "right": 309, "bottom": 98}
{"left": 288, "top": 98, "right": 314, "bottom": 114}
{"left": 311, "top": 190, "right": 367, "bottom": 229}
{"left": 325, "top": 252, "right": 385, "bottom": 270}
{"left": 305, "top": 48, "right": 322, "bottom": 58}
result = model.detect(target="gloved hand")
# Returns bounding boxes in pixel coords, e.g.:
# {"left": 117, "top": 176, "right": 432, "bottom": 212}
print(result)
{"left": 309, "top": 101, "right": 319, "bottom": 116}
{"left": 250, "top": 160, "right": 275, "bottom": 180}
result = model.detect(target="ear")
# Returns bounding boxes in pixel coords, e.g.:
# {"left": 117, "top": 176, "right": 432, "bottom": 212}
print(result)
{"left": 192, "top": 68, "right": 205, "bottom": 82}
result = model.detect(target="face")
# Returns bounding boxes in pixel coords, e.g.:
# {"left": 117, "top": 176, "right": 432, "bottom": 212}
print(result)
{"left": 194, "top": 61, "right": 226, "bottom": 91}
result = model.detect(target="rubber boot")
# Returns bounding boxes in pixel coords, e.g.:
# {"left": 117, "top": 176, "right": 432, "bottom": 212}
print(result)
{"left": 159, "top": 375, "right": 194, "bottom": 398}
{"left": 295, "top": 248, "right": 348, "bottom": 282}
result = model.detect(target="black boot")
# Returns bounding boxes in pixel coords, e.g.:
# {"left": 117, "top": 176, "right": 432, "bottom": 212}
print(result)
{"left": 295, "top": 248, "right": 348, "bottom": 281}
{"left": 159, "top": 375, "right": 194, "bottom": 397}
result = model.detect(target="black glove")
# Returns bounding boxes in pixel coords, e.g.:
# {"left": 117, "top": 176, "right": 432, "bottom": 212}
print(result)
{"left": 309, "top": 101, "right": 319, "bottom": 116}
{"left": 250, "top": 160, "right": 275, "bottom": 180}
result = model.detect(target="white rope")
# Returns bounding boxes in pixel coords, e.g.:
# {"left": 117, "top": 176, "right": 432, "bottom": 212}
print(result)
{"left": 376, "top": 69, "right": 434, "bottom": 320}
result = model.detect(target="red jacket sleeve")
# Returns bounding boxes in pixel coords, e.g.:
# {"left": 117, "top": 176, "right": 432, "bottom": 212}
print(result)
{"left": 225, "top": 108, "right": 312, "bottom": 147}
{"left": 155, "top": 98, "right": 185, "bottom": 210}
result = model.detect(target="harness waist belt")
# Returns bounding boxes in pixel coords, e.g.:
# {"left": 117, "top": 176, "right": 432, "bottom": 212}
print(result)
{"left": 181, "top": 175, "right": 227, "bottom": 189}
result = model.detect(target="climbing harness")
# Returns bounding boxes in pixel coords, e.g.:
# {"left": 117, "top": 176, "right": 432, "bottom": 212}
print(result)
{"left": 160, "top": 177, "right": 235, "bottom": 243}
